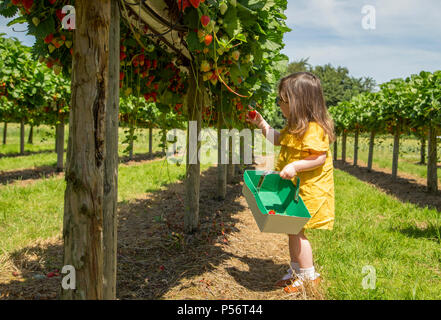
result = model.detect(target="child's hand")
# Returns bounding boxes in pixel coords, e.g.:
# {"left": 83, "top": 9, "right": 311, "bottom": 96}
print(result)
{"left": 280, "top": 162, "right": 298, "bottom": 180}
{"left": 246, "top": 104, "right": 265, "bottom": 128}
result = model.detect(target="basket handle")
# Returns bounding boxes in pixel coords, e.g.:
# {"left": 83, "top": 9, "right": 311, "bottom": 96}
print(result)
{"left": 294, "top": 176, "right": 300, "bottom": 202}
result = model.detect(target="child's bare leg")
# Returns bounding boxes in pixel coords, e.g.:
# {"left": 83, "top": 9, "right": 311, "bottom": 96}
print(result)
{"left": 288, "top": 230, "right": 313, "bottom": 268}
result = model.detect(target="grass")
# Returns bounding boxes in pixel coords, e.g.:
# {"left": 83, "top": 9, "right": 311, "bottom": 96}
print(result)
{"left": 0, "top": 123, "right": 164, "bottom": 172}
{"left": 334, "top": 133, "right": 441, "bottom": 182}
{"left": 308, "top": 168, "right": 441, "bottom": 299}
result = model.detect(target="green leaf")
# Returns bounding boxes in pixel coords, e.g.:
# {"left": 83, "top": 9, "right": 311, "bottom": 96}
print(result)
{"left": 6, "top": 15, "right": 27, "bottom": 27}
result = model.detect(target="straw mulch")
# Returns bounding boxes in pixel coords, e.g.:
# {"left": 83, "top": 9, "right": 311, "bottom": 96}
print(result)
{"left": 0, "top": 156, "right": 324, "bottom": 300}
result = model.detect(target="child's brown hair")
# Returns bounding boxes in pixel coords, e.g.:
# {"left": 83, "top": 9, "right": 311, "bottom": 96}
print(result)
{"left": 278, "top": 72, "right": 336, "bottom": 144}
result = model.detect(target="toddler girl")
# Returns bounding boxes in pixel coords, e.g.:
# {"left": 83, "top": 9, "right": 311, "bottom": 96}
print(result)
{"left": 247, "top": 72, "right": 335, "bottom": 293}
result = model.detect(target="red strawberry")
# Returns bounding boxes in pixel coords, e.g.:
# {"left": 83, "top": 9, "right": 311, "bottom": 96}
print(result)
{"left": 52, "top": 38, "right": 62, "bottom": 48}
{"left": 189, "top": 0, "right": 200, "bottom": 8}
{"left": 120, "top": 52, "right": 127, "bottom": 61}
{"left": 22, "top": 0, "right": 33, "bottom": 10}
{"left": 49, "top": 0, "right": 57, "bottom": 4}
{"left": 268, "top": 210, "right": 276, "bottom": 215}
{"left": 44, "top": 34, "right": 54, "bottom": 44}
{"left": 248, "top": 110, "right": 257, "bottom": 119}
{"left": 56, "top": 9, "right": 66, "bottom": 21}
{"left": 177, "top": 0, "right": 191, "bottom": 11}
{"left": 11, "top": 0, "right": 21, "bottom": 5}
{"left": 204, "top": 34, "right": 213, "bottom": 46}
{"left": 146, "top": 75, "right": 155, "bottom": 86}
{"left": 159, "top": 265, "right": 165, "bottom": 271}
{"left": 120, "top": 72, "right": 125, "bottom": 81}
{"left": 47, "top": 272, "right": 55, "bottom": 278}
{"left": 201, "top": 15, "right": 210, "bottom": 27}
{"left": 152, "top": 60, "right": 158, "bottom": 69}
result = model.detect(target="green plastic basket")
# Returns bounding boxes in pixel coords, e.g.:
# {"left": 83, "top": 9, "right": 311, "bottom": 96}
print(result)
{"left": 242, "top": 170, "right": 311, "bottom": 234}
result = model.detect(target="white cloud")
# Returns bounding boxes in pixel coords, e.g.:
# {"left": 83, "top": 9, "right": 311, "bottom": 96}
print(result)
{"left": 281, "top": 43, "right": 440, "bottom": 84}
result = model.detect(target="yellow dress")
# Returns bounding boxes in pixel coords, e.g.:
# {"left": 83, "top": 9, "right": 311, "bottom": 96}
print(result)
{"left": 275, "top": 121, "right": 335, "bottom": 230}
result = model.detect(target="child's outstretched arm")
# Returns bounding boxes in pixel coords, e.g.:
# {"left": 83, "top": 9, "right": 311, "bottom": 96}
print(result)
{"left": 246, "top": 108, "right": 281, "bottom": 146}
{"left": 280, "top": 151, "right": 326, "bottom": 180}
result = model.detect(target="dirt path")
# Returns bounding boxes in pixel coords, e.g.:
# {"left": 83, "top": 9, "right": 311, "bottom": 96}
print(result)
{"left": 0, "top": 156, "right": 323, "bottom": 300}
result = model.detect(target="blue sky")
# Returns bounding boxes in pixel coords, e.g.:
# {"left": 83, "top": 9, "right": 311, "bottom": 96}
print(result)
{"left": 1, "top": 0, "right": 440, "bottom": 85}
{"left": 281, "top": 0, "right": 441, "bottom": 84}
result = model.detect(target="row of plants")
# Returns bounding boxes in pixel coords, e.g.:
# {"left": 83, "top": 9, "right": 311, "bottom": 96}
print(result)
{"left": 329, "top": 70, "right": 441, "bottom": 192}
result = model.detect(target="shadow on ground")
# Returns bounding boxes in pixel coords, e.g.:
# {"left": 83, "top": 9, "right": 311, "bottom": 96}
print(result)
{"left": 334, "top": 159, "right": 441, "bottom": 212}
{"left": 0, "top": 166, "right": 259, "bottom": 299}
{"left": 393, "top": 224, "right": 441, "bottom": 243}
{"left": 0, "top": 149, "right": 56, "bottom": 159}
{"left": 0, "top": 151, "right": 164, "bottom": 185}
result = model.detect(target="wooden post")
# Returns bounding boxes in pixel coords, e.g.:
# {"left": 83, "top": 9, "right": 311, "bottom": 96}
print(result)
{"left": 237, "top": 135, "right": 244, "bottom": 175}
{"left": 341, "top": 131, "right": 347, "bottom": 163}
{"left": 217, "top": 116, "right": 226, "bottom": 200}
{"left": 367, "top": 130, "right": 375, "bottom": 171}
{"left": 161, "top": 127, "right": 166, "bottom": 155}
{"left": 28, "top": 125, "right": 33, "bottom": 144}
{"left": 227, "top": 137, "right": 235, "bottom": 183}
{"left": 2, "top": 122, "right": 6, "bottom": 144}
{"left": 62, "top": 0, "right": 111, "bottom": 300}
{"left": 185, "top": 72, "right": 202, "bottom": 233}
{"left": 56, "top": 118, "right": 65, "bottom": 172}
{"left": 419, "top": 134, "right": 426, "bottom": 165}
{"left": 353, "top": 127, "right": 359, "bottom": 166}
{"left": 392, "top": 122, "right": 400, "bottom": 179}
{"left": 148, "top": 126, "right": 153, "bottom": 156}
{"left": 20, "top": 120, "right": 25, "bottom": 155}
{"left": 251, "top": 128, "right": 255, "bottom": 164}
{"left": 55, "top": 125, "right": 58, "bottom": 153}
{"left": 128, "top": 125, "right": 135, "bottom": 160}
{"left": 427, "top": 124, "right": 438, "bottom": 193}
{"left": 103, "top": 0, "right": 119, "bottom": 300}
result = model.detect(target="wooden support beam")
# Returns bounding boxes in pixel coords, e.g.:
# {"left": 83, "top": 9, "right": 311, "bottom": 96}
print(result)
{"left": 62, "top": 0, "right": 111, "bottom": 300}
{"left": 103, "top": 0, "right": 120, "bottom": 300}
